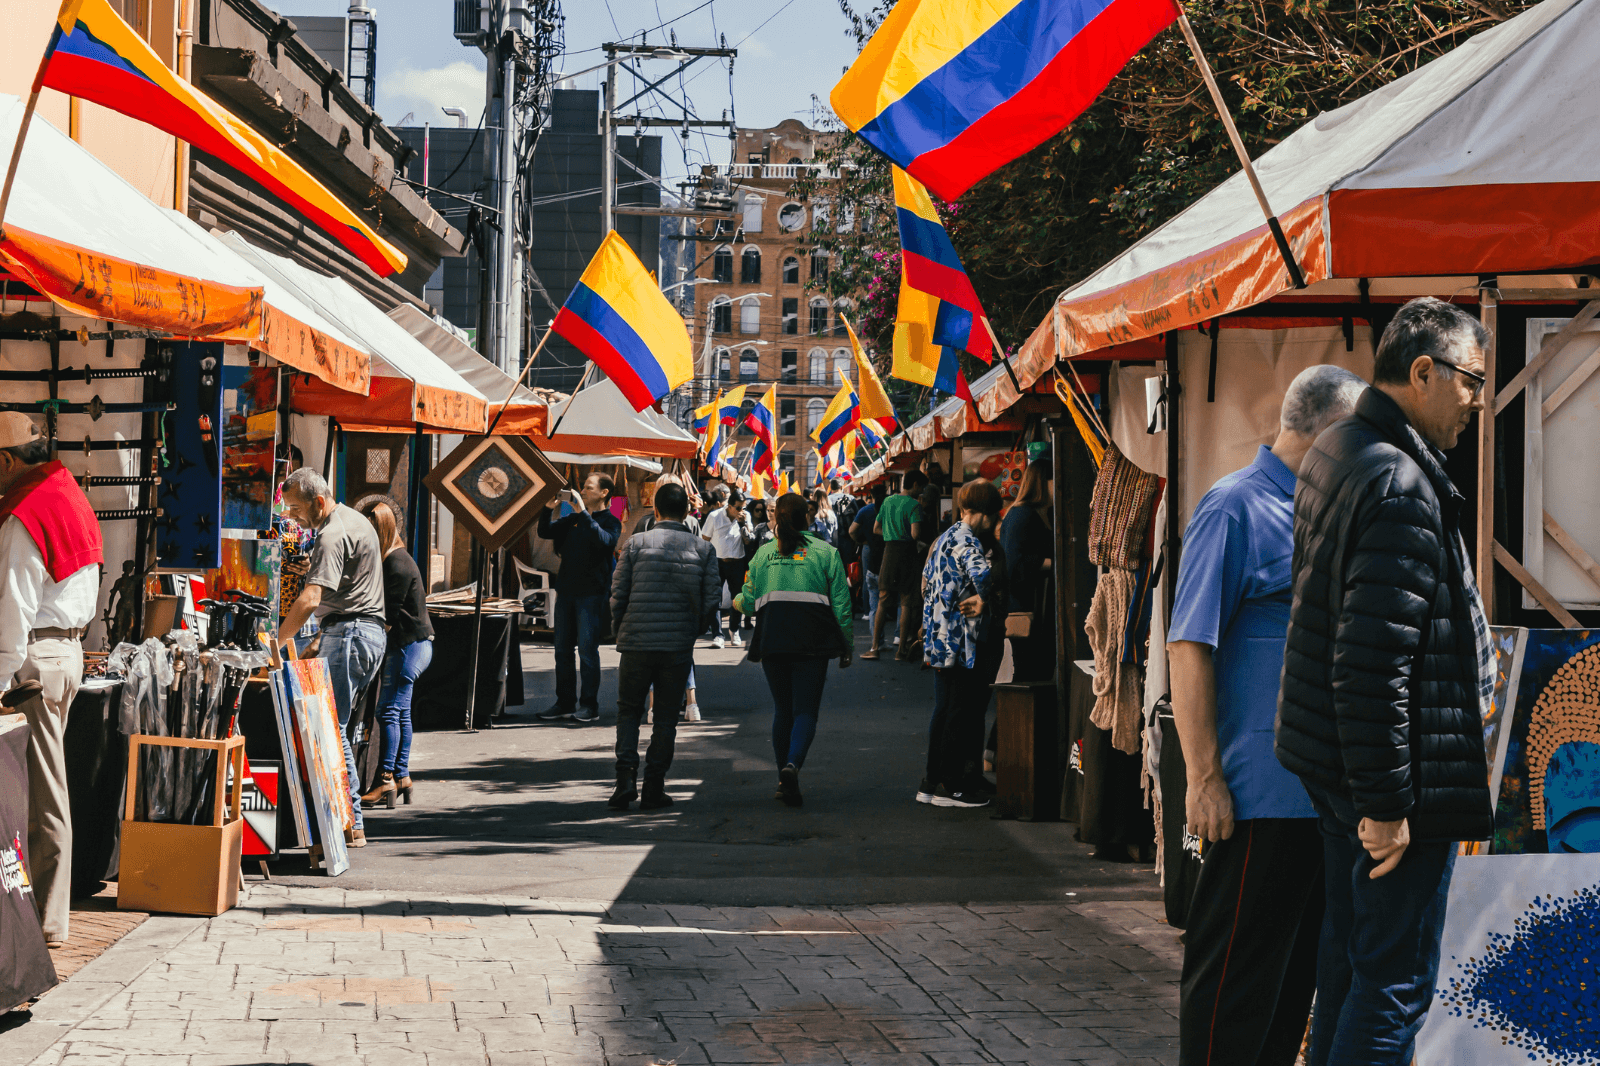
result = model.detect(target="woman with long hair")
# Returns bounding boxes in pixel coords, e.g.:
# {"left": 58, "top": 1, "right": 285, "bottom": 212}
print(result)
{"left": 359, "top": 502, "right": 434, "bottom": 808}
{"left": 734, "top": 493, "right": 853, "bottom": 807}
{"left": 999, "top": 458, "right": 1055, "bottom": 682}
{"left": 917, "top": 479, "right": 1007, "bottom": 808}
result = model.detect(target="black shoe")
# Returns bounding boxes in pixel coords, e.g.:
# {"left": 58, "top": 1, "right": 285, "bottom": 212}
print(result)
{"left": 574, "top": 706, "right": 600, "bottom": 723}
{"left": 915, "top": 778, "right": 939, "bottom": 805}
{"left": 536, "top": 705, "right": 575, "bottom": 721}
{"left": 608, "top": 771, "right": 637, "bottom": 810}
{"left": 933, "top": 788, "right": 989, "bottom": 809}
{"left": 640, "top": 780, "right": 674, "bottom": 810}
{"left": 778, "top": 763, "right": 803, "bottom": 807}
{"left": 967, "top": 774, "right": 997, "bottom": 796}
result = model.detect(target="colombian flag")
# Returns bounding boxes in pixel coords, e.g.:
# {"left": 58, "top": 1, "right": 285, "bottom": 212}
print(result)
{"left": 693, "top": 396, "right": 717, "bottom": 439}
{"left": 893, "top": 168, "right": 991, "bottom": 363}
{"left": 744, "top": 385, "right": 778, "bottom": 476}
{"left": 553, "top": 232, "right": 693, "bottom": 411}
{"left": 33, "top": 0, "right": 406, "bottom": 276}
{"left": 892, "top": 280, "right": 971, "bottom": 399}
{"left": 718, "top": 384, "right": 748, "bottom": 428}
{"left": 811, "top": 370, "right": 860, "bottom": 453}
{"left": 831, "top": 0, "right": 1179, "bottom": 202}
{"left": 858, "top": 418, "right": 887, "bottom": 449}
{"left": 842, "top": 317, "right": 900, "bottom": 431}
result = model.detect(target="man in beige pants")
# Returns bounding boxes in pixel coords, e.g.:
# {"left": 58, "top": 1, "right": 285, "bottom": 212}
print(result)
{"left": 0, "top": 414, "right": 102, "bottom": 947}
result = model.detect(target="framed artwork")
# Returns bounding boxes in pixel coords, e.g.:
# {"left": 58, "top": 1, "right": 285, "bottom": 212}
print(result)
{"left": 278, "top": 660, "right": 350, "bottom": 876}
{"left": 1415, "top": 853, "right": 1600, "bottom": 1064}
{"left": 235, "top": 758, "right": 280, "bottom": 859}
{"left": 423, "top": 434, "right": 562, "bottom": 553}
{"left": 220, "top": 364, "right": 278, "bottom": 535}
{"left": 266, "top": 669, "right": 311, "bottom": 849}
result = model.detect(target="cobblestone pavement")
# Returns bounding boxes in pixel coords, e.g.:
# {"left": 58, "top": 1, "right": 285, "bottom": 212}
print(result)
{"left": 21, "top": 885, "right": 1180, "bottom": 1066}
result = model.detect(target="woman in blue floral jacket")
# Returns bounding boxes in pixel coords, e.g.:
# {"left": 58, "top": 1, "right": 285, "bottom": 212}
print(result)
{"left": 917, "top": 479, "right": 1006, "bottom": 808}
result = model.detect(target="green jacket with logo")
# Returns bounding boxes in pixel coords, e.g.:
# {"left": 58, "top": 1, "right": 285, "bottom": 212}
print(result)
{"left": 733, "top": 531, "right": 852, "bottom": 662}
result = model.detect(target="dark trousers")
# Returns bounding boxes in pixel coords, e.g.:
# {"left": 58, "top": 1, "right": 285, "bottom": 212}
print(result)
{"left": 1305, "top": 783, "right": 1455, "bottom": 1066}
{"left": 1179, "top": 817, "right": 1324, "bottom": 1066}
{"left": 554, "top": 591, "right": 605, "bottom": 713}
{"left": 614, "top": 649, "right": 693, "bottom": 781}
{"left": 717, "top": 559, "right": 747, "bottom": 635}
{"left": 927, "top": 638, "right": 1004, "bottom": 788}
{"left": 761, "top": 656, "right": 828, "bottom": 769}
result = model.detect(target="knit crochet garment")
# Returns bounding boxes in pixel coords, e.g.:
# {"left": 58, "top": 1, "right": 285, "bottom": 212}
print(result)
{"left": 1086, "top": 569, "right": 1143, "bottom": 755}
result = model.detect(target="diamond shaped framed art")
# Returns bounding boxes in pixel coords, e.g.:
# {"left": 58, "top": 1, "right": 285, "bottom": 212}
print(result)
{"left": 423, "top": 435, "right": 563, "bottom": 553}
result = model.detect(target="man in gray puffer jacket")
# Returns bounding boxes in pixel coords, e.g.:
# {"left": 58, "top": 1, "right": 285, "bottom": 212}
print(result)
{"left": 608, "top": 482, "right": 720, "bottom": 810}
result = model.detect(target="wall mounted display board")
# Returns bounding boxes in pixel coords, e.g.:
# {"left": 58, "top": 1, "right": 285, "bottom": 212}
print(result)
{"left": 156, "top": 342, "right": 224, "bottom": 570}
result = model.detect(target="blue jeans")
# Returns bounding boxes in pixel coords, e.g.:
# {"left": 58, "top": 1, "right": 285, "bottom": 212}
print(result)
{"left": 322, "top": 618, "right": 386, "bottom": 831}
{"left": 554, "top": 591, "right": 605, "bottom": 713}
{"left": 761, "top": 656, "right": 828, "bottom": 769}
{"left": 378, "top": 638, "right": 433, "bottom": 777}
{"left": 1305, "top": 783, "right": 1456, "bottom": 1066}
{"left": 864, "top": 570, "right": 880, "bottom": 621}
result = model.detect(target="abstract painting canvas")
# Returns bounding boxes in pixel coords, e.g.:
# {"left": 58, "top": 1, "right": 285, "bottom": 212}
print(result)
{"left": 1415, "top": 853, "right": 1600, "bottom": 1065}
{"left": 1492, "top": 629, "right": 1600, "bottom": 855}
{"left": 266, "top": 667, "right": 310, "bottom": 848}
{"left": 281, "top": 661, "right": 349, "bottom": 876}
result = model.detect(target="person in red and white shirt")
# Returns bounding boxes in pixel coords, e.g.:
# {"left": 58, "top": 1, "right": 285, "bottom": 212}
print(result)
{"left": 0, "top": 413, "right": 103, "bottom": 948}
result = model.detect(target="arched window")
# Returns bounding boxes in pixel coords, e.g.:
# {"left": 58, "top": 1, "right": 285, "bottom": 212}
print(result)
{"left": 809, "top": 249, "right": 829, "bottom": 284}
{"left": 833, "top": 298, "right": 853, "bottom": 337}
{"left": 712, "top": 245, "right": 733, "bottom": 283}
{"left": 808, "top": 348, "right": 828, "bottom": 385}
{"left": 807, "top": 397, "right": 827, "bottom": 432}
{"left": 711, "top": 295, "right": 732, "bottom": 335}
{"left": 739, "top": 296, "right": 761, "bottom": 334}
{"left": 832, "top": 348, "right": 852, "bottom": 381}
{"left": 741, "top": 193, "right": 763, "bottom": 233}
{"left": 808, "top": 298, "right": 829, "bottom": 337}
{"left": 740, "top": 245, "right": 761, "bottom": 285}
{"left": 778, "top": 202, "right": 805, "bottom": 232}
{"left": 715, "top": 346, "right": 731, "bottom": 383}
{"left": 781, "top": 256, "right": 799, "bottom": 284}
{"left": 739, "top": 348, "right": 760, "bottom": 382}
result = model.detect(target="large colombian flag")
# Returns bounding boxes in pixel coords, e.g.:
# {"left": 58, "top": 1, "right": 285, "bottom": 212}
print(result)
{"left": 811, "top": 370, "right": 860, "bottom": 453}
{"left": 832, "top": 0, "right": 1179, "bottom": 202}
{"left": 892, "top": 167, "right": 992, "bottom": 363}
{"left": 892, "top": 280, "right": 972, "bottom": 400}
{"left": 553, "top": 232, "right": 694, "bottom": 411}
{"left": 34, "top": 0, "right": 406, "bottom": 276}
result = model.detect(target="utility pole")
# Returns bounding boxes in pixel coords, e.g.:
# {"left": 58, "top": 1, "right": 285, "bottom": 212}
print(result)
{"left": 601, "top": 48, "right": 617, "bottom": 237}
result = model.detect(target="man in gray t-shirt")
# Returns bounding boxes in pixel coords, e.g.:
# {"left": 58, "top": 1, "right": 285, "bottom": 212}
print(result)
{"left": 276, "top": 468, "right": 388, "bottom": 846}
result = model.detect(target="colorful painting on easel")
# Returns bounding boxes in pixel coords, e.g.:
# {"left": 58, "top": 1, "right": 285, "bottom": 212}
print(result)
{"left": 1415, "top": 853, "right": 1600, "bottom": 1064}
{"left": 1492, "top": 629, "right": 1600, "bottom": 855}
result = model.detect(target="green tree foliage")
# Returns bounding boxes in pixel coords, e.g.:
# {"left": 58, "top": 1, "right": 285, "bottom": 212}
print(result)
{"left": 800, "top": 0, "right": 1534, "bottom": 376}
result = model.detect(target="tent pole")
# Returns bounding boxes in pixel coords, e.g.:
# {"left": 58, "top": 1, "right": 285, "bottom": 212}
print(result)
{"left": 1175, "top": 12, "right": 1306, "bottom": 289}
{"left": 463, "top": 539, "right": 485, "bottom": 733}
{"left": 546, "top": 361, "right": 596, "bottom": 441}
{"left": 486, "top": 322, "right": 556, "bottom": 436}
{"left": 1477, "top": 282, "right": 1498, "bottom": 621}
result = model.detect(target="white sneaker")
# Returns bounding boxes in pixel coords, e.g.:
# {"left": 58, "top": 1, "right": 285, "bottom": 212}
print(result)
{"left": 646, "top": 710, "right": 654, "bottom": 724}
{"left": 730, "top": 632, "right": 743, "bottom": 648}
{"left": 711, "top": 636, "right": 726, "bottom": 649}
{"left": 684, "top": 703, "right": 702, "bottom": 722}
{"left": 894, "top": 636, "right": 901, "bottom": 645}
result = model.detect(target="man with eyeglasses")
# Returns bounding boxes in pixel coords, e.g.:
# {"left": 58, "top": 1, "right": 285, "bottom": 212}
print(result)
{"left": 1277, "top": 297, "right": 1495, "bottom": 1064}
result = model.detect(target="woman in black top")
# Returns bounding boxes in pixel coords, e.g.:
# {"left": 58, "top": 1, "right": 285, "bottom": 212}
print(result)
{"left": 998, "top": 458, "right": 1055, "bottom": 682}
{"left": 360, "top": 502, "right": 434, "bottom": 807}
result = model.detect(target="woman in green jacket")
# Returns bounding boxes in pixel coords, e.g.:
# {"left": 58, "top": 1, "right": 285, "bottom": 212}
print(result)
{"left": 734, "top": 493, "right": 853, "bottom": 807}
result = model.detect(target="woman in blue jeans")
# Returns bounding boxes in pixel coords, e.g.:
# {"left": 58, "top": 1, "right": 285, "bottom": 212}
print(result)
{"left": 360, "top": 503, "right": 434, "bottom": 808}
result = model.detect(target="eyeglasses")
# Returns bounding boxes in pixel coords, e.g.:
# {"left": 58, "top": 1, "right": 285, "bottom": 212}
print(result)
{"left": 1432, "top": 356, "right": 1487, "bottom": 398}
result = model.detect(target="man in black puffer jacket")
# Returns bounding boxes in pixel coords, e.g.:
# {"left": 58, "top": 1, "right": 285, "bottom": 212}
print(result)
{"left": 608, "top": 482, "right": 720, "bottom": 811}
{"left": 1277, "top": 297, "right": 1494, "bottom": 1065}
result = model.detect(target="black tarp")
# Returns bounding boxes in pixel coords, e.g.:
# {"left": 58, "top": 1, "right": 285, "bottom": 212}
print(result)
{"left": 412, "top": 614, "right": 520, "bottom": 730}
{"left": 0, "top": 714, "right": 58, "bottom": 1011}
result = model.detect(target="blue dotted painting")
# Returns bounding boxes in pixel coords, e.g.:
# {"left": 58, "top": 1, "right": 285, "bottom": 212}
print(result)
{"left": 1416, "top": 854, "right": 1600, "bottom": 1064}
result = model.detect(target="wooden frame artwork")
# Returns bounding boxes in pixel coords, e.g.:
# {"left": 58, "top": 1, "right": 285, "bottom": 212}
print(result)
{"left": 423, "top": 435, "right": 562, "bottom": 553}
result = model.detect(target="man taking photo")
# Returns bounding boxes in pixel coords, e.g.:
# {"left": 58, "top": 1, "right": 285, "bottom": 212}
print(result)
{"left": 536, "top": 473, "right": 622, "bottom": 724}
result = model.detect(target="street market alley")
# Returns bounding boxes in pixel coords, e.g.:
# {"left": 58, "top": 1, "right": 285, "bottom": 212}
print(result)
{"left": 4, "top": 638, "right": 1180, "bottom": 1066}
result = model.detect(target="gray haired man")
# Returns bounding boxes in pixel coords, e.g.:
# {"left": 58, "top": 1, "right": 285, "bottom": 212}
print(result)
{"left": 1168, "top": 364, "right": 1366, "bottom": 1066}
{"left": 277, "top": 467, "right": 387, "bottom": 848}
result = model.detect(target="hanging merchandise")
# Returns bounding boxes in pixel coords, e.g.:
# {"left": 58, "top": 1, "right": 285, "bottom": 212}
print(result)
{"left": 219, "top": 364, "right": 278, "bottom": 534}
{"left": 1086, "top": 443, "right": 1162, "bottom": 571}
{"left": 156, "top": 342, "right": 224, "bottom": 570}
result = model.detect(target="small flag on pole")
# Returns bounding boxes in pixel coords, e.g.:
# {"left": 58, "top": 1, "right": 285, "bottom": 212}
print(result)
{"left": 809, "top": 370, "right": 860, "bottom": 452}
{"left": 893, "top": 167, "right": 991, "bottom": 363}
{"left": 745, "top": 385, "right": 778, "bottom": 476}
{"left": 843, "top": 318, "right": 900, "bottom": 431}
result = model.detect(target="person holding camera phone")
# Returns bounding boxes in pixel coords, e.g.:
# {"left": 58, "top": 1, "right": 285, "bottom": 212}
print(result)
{"left": 536, "top": 473, "right": 621, "bottom": 724}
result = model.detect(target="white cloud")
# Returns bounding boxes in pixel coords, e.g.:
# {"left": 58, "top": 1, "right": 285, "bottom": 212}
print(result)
{"left": 377, "top": 60, "right": 486, "bottom": 126}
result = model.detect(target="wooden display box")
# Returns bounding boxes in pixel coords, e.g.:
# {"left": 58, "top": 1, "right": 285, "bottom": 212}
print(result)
{"left": 993, "top": 681, "right": 1063, "bottom": 821}
{"left": 117, "top": 734, "right": 245, "bottom": 917}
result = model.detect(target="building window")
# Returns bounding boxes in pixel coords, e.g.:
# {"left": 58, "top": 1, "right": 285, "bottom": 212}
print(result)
{"left": 808, "top": 347, "right": 828, "bottom": 385}
{"left": 810, "top": 249, "right": 829, "bottom": 284}
{"left": 809, "top": 298, "right": 829, "bottom": 337}
{"left": 807, "top": 397, "right": 826, "bottom": 432}
{"left": 833, "top": 298, "right": 854, "bottom": 337}
{"left": 833, "top": 348, "right": 853, "bottom": 381}
{"left": 781, "top": 349, "right": 797, "bottom": 385}
{"left": 812, "top": 198, "right": 832, "bottom": 231}
{"left": 838, "top": 203, "right": 855, "bottom": 233}
{"left": 780, "top": 398, "right": 796, "bottom": 435}
{"left": 742, "top": 193, "right": 763, "bottom": 233}
{"left": 711, "top": 296, "right": 732, "bottom": 335}
{"left": 713, "top": 246, "right": 733, "bottom": 283}
{"left": 740, "top": 246, "right": 761, "bottom": 285}
{"left": 782, "top": 298, "right": 798, "bottom": 335}
{"left": 740, "top": 348, "right": 760, "bottom": 382}
{"left": 782, "top": 256, "right": 800, "bottom": 284}
{"left": 778, "top": 203, "right": 805, "bottom": 232}
{"left": 716, "top": 347, "right": 731, "bottom": 382}
{"left": 739, "top": 296, "right": 761, "bottom": 334}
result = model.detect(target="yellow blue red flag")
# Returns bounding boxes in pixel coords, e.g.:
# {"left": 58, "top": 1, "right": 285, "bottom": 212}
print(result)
{"left": 831, "top": 0, "right": 1179, "bottom": 202}
{"left": 842, "top": 317, "right": 900, "bottom": 431}
{"left": 810, "top": 370, "right": 860, "bottom": 452}
{"left": 893, "top": 167, "right": 992, "bottom": 363}
{"left": 745, "top": 385, "right": 778, "bottom": 476}
{"left": 717, "top": 384, "right": 748, "bottom": 427}
{"left": 892, "top": 280, "right": 971, "bottom": 400}
{"left": 553, "top": 231, "right": 694, "bottom": 410}
{"left": 32, "top": 0, "right": 406, "bottom": 276}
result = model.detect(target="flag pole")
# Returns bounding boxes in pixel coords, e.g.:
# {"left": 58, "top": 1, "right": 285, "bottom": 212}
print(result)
{"left": 978, "top": 318, "right": 1024, "bottom": 393}
{"left": 1175, "top": 12, "right": 1306, "bottom": 289}
{"left": 485, "top": 321, "right": 556, "bottom": 435}
{"left": 546, "top": 360, "right": 597, "bottom": 441}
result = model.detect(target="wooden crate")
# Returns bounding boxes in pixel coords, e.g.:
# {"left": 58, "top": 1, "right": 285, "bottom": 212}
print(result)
{"left": 117, "top": 734, "right": 245, "bottom": 917}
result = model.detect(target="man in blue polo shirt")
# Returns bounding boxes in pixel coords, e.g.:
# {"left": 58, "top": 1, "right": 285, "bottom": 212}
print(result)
{"left": 1167, "top": 364, "right": 1367, "bottom": 1066}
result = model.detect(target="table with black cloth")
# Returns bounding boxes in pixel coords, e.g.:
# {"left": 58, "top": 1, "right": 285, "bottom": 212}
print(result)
{"left": 1061, "top": 660, "right": 1153, "bottom": 850}
{"left": 411, "top": 612, "right": 522, "bottom": 730}
{"left": 65, "top": 678, "right": 127, "bottom": 897}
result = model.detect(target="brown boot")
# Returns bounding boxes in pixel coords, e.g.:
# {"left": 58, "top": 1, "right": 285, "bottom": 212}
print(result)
{"left": 361, "top": 772, "right": 397, "bottom": 809}
{"left": 344, "top": 827, "right": 367, "bottom": 848}
{"left": 395, "top": 776, "right": 414, "bottom": 805}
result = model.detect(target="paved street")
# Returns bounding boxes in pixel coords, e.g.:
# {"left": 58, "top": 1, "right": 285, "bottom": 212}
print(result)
{"left": 6, "top": 635, "right": 1180, "bottom": 1065}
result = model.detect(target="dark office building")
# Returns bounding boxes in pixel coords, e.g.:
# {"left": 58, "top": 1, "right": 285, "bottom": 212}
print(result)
{"left": 396, "top": 89, "right": 663, "bottom": 393}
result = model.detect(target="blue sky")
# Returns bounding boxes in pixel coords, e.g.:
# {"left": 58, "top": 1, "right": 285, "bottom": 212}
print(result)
{"left": 281, "top": 1, "right": 859, "bottom": 183}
